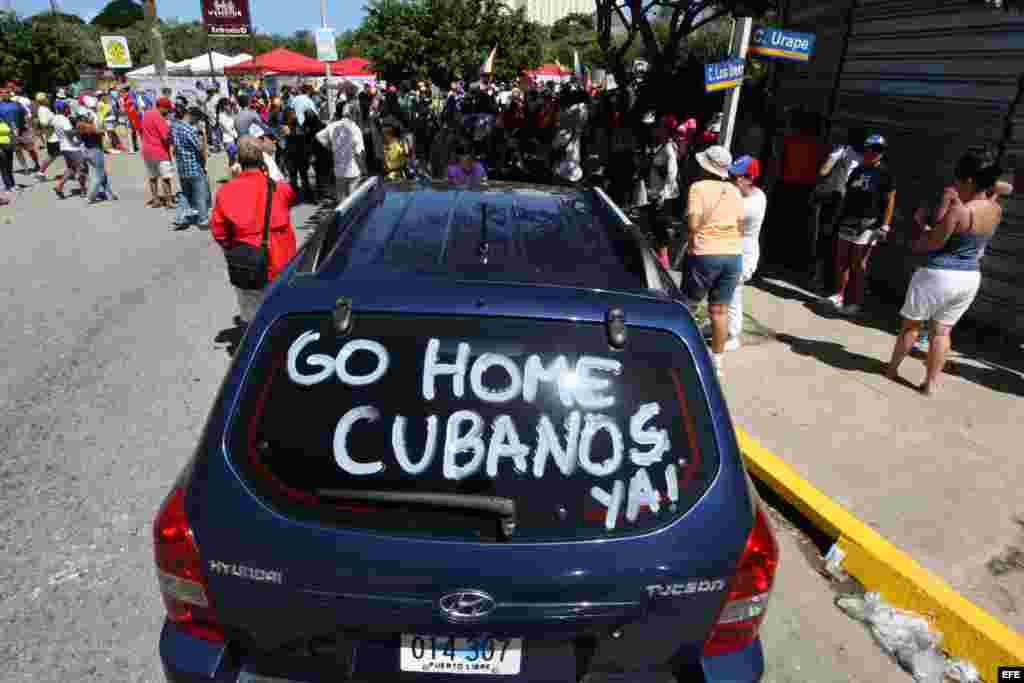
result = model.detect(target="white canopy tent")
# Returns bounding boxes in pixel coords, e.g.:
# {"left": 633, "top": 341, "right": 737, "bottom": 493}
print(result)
{"left": 126, "top": 60, "right": 182, "bottom": 78}
{"left": 168, "top": 52, "right": 252, "bottom": 77}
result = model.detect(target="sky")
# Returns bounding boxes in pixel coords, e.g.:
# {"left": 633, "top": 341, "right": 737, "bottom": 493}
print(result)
{"left": 10, "top": 0, "right": 368, "bottom": 34}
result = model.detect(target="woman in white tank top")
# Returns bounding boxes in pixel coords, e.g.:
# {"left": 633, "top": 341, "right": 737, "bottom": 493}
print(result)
{"left": 725, "top": 155, "right": 767, "bottom": 350}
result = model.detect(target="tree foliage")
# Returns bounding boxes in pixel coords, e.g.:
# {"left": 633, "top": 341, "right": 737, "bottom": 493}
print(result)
{"left": 355, "top": 0, "right": 544, "bottom": 84}
{"left": 92, "top": 0, "right": 145, "bottom": 30}
{"left": 595, "top": 0, "right": 777, "bottom": 84}
{"left": 0, "top": 12, "right": 97, "bottom": 94}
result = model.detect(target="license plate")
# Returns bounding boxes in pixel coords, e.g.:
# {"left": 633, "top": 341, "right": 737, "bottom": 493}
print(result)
{"left": 400, "top": 634, "right": 523, "bottom": 675}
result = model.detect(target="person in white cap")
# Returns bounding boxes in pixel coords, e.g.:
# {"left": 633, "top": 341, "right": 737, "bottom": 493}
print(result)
{"left": 681, "top": 144, "right": 744, "bottom": 377}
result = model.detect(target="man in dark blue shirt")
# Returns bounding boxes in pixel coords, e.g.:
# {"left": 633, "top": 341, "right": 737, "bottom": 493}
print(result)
{"left": 0, "top": 87, "right": 25, "bottom": 192}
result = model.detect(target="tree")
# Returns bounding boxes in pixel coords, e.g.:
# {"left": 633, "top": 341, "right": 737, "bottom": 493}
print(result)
{"left": 550, "top": 12, "right": 594, "bottom": 42}
{"left": 595, "top": 0, "right": 776, "bottom": 86}
{"left": 356, "top": 0, "right": 544, "bottom": 85}
{"left": 0, "top": 12, "right": 96, "bottom": 95}
{"left": 0, "top": 12, "right": 32, "bottom": 88}
{"left": 92, "top": 0, "right": 145, "bottom": 30}
{"left": 545, "top": 12, "right": 604, "bottom": 69}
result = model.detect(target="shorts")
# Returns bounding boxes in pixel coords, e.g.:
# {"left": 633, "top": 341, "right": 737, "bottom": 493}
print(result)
{"left": 900, "top": 267, "right": 981, "bottom": 327}
{"left": 144, "top": 158, "right": 175, "bottom": 179}
{"left": 682, "top": 253, "right": 743, "bottom": 305}
{"left": 62, "top": 150, "right": 84, "bottom": 170}
{"left": 16, "top": 130, "right": 35, "bottom": 147}
{"left": 837, "top": 217, "right": 878, "bottom": 246}
{"left": 46, "top": 142, "right": 60, "bottom": 158}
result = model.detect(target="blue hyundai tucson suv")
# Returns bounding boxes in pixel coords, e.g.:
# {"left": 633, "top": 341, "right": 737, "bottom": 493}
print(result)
{"left": 154, "top": 178, "right": 778, "bottom": 683}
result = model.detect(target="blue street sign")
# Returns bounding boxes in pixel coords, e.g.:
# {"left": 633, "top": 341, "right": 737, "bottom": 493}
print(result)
{"left": 704, "top": 58, "right": 746, "bottom": 93}
{"left": 749, "top": 26, "right": 816, "bottom": 62}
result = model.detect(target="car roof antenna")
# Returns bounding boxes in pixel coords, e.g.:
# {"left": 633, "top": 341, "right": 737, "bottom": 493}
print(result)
{"left": 478, "top": 202, "right": 490, "bottom": 265}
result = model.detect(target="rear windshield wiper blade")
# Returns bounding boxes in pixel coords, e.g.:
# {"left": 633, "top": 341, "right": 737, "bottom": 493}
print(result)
{"left": 316, "top": 489, "right": 517, "bottom": 540}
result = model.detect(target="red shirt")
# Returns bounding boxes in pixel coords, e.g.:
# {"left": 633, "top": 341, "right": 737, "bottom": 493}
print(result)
{"left": 140, "top": 110, "right": 171, "bottom": 161}
{"left": 121, "top": 93, "right": 142, "bottom": 130}
{"left": 211, "top": 170, "right": 299, "bottom": 281}
{"left": 781, "top": 134, "right": 829, "bottom": 186}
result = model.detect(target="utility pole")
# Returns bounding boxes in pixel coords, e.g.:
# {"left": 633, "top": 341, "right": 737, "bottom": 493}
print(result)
{"left": 143, "top": 0, "right": 168, "bottom": 82}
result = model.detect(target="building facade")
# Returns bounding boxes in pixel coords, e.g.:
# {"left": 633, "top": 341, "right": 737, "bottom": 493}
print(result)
{"left": 503, "top": 0, "right": 596, "bottom": 25}
{"left": 771, "top": 0, "right": 1024, "bottom": 338}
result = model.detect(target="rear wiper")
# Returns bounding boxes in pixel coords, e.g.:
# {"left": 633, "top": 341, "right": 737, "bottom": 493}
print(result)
{"left": 316, "top": 489, "right": 517, "bottom": 540}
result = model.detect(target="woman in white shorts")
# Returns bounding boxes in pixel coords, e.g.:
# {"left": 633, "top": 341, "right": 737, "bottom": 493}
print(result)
{"left": 886, "top": 152, "right": 1003, "bottom": 395}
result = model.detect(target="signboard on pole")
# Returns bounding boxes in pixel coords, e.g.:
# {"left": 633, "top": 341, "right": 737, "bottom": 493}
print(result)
{"left": 201, "top": 0, "right": 252, "bottom": 37}
{"left": 704, "top": 58, "right": 745, "bottom": 93}
{"left": 100, "top": 36, "right": 132, "bottom": 69}
{"left": 749, "top": 26, "right": 815, "bottom": 62}
{"left": 315, "top": 28, "right": 338, "bottom": 62}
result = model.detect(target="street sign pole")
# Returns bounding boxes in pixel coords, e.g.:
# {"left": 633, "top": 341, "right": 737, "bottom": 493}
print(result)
{"left": 720, "top": 17, "right": 752, "bottom": 153}
{"left": 321, "top": 0, "right": 333, "bottom": 120}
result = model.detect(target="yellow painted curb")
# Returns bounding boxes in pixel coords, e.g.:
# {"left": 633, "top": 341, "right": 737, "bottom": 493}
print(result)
{"left": 736, "top": 428, "right": 1024, "bottom": 680}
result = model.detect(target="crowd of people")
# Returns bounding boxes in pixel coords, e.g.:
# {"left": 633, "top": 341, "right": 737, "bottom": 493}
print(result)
{"left": 0, "top": 74, "right": 1010, "bottom": 393}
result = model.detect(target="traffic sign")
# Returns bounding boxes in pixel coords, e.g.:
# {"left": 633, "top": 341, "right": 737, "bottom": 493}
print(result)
{"left": 749, "top": 26, "right": 816, "bottom": 62}
{"left": 315, "top": 28, "right": 338, "bottom": 62}
{"left": 704, "top": 58, "right": 746, "bottom": 93}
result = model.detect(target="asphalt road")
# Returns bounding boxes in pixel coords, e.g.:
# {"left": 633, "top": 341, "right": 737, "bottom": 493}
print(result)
{"left": 0, "top": 155, "right": 905, "bottom": 683}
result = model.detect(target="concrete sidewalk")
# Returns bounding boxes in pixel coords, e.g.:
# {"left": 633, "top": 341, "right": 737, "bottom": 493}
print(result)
{"left": 718, "top": 271, "right": 1024, "bottom": 636}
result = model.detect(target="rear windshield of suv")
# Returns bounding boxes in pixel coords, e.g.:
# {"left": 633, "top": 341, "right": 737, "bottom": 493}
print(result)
{"left": 228, "top": 314, "right": 720, "bottom": 542}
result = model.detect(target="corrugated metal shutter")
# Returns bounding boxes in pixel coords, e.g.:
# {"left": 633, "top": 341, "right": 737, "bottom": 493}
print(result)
{"left": 773, "top": 0, "right": 852, "bottom": 116}
{"left": 775, "top": 0, "right": 1024, "bottom": 336}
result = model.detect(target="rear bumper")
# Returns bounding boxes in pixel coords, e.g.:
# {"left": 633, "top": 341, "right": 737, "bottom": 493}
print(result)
{"left": 159, "top": 620, "right": 764, "bottom": 683}
{"left": 159, "top": 621, "right": 235, "bottom": 683}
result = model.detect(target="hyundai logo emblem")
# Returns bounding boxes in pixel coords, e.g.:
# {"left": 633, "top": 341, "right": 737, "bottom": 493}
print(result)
{"left": 438, "top": 590, "right": 497, "bottom": 622}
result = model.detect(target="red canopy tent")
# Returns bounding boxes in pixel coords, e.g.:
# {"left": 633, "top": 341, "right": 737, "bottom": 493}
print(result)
{"left": 328, "top": 57, "right": 376, "bottom": 77}
{"left": 528, "top": 63, "right": 572, "bottom": 77}
{"left": 224, "top": 48, "right": 327, "bottom": 76}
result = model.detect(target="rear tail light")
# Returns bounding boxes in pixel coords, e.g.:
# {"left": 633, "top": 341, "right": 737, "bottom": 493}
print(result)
{"left": 153, "top": 487, "right": 224, "bottom": 643}
{"left": 703, "top": 506, "right": 779, "bottom": 657}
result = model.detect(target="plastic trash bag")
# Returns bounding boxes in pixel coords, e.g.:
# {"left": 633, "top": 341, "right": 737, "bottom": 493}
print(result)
{"left": 835, "top": 592, "right": 945, "bottom": 682}
{"left": 823, "top": 544, "right": 850, "bottom": 582}
{"left": 945, "top": 660, "right": 979, "bottom": 683}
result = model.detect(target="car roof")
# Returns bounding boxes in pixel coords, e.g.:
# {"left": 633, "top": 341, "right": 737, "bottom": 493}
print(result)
{"left": 314, "top": 180, "right": 658, "bottom": 296}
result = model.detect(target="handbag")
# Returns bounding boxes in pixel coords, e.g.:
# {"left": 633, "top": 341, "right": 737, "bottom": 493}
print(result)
{"left": 224, "top": 176, "right": 276, "bottom": 291}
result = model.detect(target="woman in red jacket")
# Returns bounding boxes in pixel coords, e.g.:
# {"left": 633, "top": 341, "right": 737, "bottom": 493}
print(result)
{"left": 210, "top": 135, "right": 298, "bottom": 325}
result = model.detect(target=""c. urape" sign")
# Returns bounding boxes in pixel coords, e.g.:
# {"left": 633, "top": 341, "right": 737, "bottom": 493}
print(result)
{"left": 750, "top": 26, "right": 816, "bottom": 63}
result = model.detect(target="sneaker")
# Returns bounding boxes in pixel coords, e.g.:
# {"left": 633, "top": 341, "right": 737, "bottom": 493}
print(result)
{"left": 840, "top": 304, "right": 862, "bottom": 316}
{"left": 823, "top": 294, "right": 844, "bottom": 308}
{"left": 723, "top": 337, "right": 741, "bottom": 352}
{"left": 36, "top": 173, "right": 47, "bottom": 181}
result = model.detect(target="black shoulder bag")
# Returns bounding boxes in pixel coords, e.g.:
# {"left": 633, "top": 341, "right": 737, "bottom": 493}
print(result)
{"left": 225, "top": 176, "right": 276, "bottom": 291}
